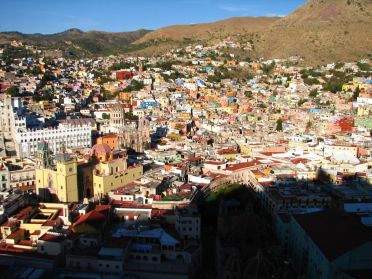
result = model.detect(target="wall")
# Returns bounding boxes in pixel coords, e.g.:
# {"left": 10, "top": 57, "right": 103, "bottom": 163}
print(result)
{"left": 93, "top": 165, "right": 143, "bottom": 198}
{"left": 36, "top": 160, "right": 78, "bottom": 202}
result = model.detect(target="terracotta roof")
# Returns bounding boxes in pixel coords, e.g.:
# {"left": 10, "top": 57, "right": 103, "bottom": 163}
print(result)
{"left": 291, "top": 158, "right": 309, "bottom": 164}
{"left": 39, "top": 233, "right": 66, "bottom": 243}
{"left": 226, "top": 161, "right": 257, "bottom": 171}
{"left": 89, "top": 143, "right": 112, "bottom": 157}
{"left": 112, "top": 201, "right": 152, "bottom": 209}
{"left": 102, "top": 134, "right": 118, "bottom": 139}
{"left": 218, "top": 149, "right": 237, "bottom": 155}
{"left": 94, "top": 204, "right": 111, "bottom": 214}
{"left": 185, "top": 157, "right": 202, "bottom": 162}
{"left": 14, "top": 206, "right": 33, "bottom": 220}
{"left": 204, "top": 160, "right": 225, "bottom": 166}
{"left": 73, "top": 209, "right": 107, "bottom": 228}
{"left": 151, "top": 209, "right": 175, "bottom": 218}
{"left": 42, "top": 219, "right": 58, "bottom": 227}
{"left": 7, "top": 229, "right": 25, "bottom": 240}
{"left": 17, "top": 240, "right": 33, "bottom": 246}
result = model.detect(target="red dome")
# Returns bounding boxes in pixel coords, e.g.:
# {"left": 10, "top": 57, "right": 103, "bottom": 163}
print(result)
{"left": 89, "top": 143, "right": 112, "bottom": 159}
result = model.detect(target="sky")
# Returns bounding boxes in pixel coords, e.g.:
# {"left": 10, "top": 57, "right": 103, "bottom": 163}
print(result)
{"left": 1, "top": 0, "right": 306, "bottom": 34}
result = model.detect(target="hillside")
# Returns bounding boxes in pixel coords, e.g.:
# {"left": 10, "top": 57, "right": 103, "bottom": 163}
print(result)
{"left": 255, "top": 0, "right": 372, "bottom": 64}
{"left": 1, "top": 0, "right": 371, "bottom": 64}
{"left": 0, "top": 29, "right": 151, "bottom": 56}
{"left": 136, "top": 17, "right": 279, "bottom": 43}
{"left": 133, "top": 0, "right": 372, "bottom": 64}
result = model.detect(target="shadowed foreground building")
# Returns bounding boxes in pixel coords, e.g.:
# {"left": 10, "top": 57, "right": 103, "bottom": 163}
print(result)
{"left": 277, "top": 210, "right": 372, "bottom": 279}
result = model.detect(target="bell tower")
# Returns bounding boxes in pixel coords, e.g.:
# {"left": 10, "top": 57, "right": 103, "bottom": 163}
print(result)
{"left": 35, "top": 140, "right": 52, "bottom": 169}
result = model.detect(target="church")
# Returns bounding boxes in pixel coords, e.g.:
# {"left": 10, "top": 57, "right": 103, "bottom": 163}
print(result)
{"left": 35, "top": 139, "right": 143, "bottom": 203}
{"left": 100, "top": 103, "right": 151, "bottom": 153}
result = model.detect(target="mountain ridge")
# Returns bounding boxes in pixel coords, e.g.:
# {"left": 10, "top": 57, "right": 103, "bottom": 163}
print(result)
{"left": 0, "top": 0, "right": 371, "bottom": 64}
{"left": 256, "top": 0, "right": 372, "bottom": 64}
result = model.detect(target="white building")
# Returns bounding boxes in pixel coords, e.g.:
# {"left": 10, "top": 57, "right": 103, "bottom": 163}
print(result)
{"left": 14, "top": 120, "right": 92, "bottom": 158}
{"left": 175, "top": 206, "right": 201, "bottom": 241}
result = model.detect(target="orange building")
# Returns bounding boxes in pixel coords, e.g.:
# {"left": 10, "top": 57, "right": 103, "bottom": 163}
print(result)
{"left": 119, "top": 91, "right": 132, "bottom": 102}
{"left": 97, "top": 135, "right": 118, "bottom": 150}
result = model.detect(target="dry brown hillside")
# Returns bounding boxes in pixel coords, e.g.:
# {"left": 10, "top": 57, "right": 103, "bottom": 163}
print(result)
{"left": 136, "top": 17, "right": 279, "bottom": 43}
{"left": 255, "top": 0, "right": 372, "bottom": 64}
{"left": 134, "top": 0, "right": 372, "bottom": 64}
{"left": 2, "top": 0, "right": 370, "bottom": 63}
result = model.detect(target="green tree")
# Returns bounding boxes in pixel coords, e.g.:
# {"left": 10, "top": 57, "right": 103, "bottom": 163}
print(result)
{"left": 357, "top": 62, "right": 370, "bottom": 72}
{"left": 102, "top": 113, "right": 110, "bottom": 120}
{"left": 124, "top": 80, "right": 144, "bottom": 92}
{"left": 156, "top": 60, "right": 181, "bottom": 71}
{"left": 124, "top": 111, "right": 139, "bottom": 120}
{"left": 109, "top": 61, "right": 135, "bottom": 71}
{"left": 262, "top": 62, "right": 275, "bottom": 75}
{"left": 350, "top": 86, "right": 360, "bottom": 101}
{"left": 297, "top": 99, "right": 308, "bottom": 106}
{"left": 335, "top": 62, "right": 345, "bottom": 69}
{"left": 6, "top": 86, "right": 20, "bottom": 97}
{"left": 244, "top": 91, "right": 253, "bottom": 98}
{"left": 309, "top": 89, "right": 318, "bottom": 98}
{"left": 323, "top": 77, "right": 343, "bottom": 93}
{"left": 276, "top": 118, "right": 283, "bottom": 131}
{"left": 303, "top": 78, "right": 320, "bottom": 86}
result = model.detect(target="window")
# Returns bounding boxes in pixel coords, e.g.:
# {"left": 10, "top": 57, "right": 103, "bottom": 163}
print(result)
{"left": 40, "top": 245, "right": 44, "bottom": 251}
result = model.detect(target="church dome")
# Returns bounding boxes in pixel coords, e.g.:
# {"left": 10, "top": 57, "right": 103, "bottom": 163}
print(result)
{"left": 89, "top": 143, "right": 112, "bottom": 161}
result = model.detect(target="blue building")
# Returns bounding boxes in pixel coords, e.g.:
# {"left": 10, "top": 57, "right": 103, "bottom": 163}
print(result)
{"left": 139, "top": 101, "right": 160, "bottom": 109}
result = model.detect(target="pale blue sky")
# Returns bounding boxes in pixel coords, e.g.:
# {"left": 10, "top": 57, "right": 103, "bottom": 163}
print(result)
{"left": 1, "top": 0, "right": 306, "bottom": 34}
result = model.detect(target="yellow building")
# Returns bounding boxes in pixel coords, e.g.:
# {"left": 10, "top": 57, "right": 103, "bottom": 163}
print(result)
{"left": 1, "top": 203, "right": 68, "bottom": 238}
{"left": 240, "top": 146, "right": 252, "bottom": 155}
{"left": 89, "top": 143, "right": 143, "bottom": 199}
{"left": 357, "top": 106, "right": 370, "bottom": 116}
{"left": 35, "top": 141, "right": 144, "bottom": 202}
{"left": 36, "top": 154, "right": 79, "bottom": 203}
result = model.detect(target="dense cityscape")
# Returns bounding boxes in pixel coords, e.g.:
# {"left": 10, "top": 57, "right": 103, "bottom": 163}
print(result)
{"left": 0, "top": 1, "right": 371, "bottom": 279}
